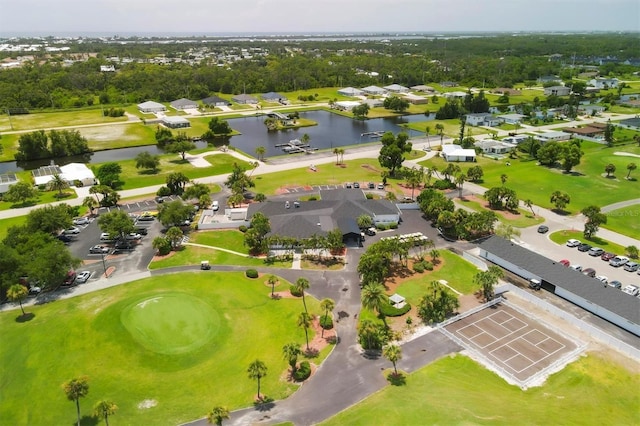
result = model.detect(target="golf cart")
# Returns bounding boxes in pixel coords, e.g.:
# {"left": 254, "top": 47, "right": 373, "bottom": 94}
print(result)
{"left": 200, "top": 260, "right": 211, "bottom": 270}
{"left": 528, "top": 278, "right": 541, "bottom": 291}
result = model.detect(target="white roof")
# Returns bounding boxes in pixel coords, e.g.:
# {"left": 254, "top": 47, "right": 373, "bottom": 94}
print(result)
{"left": 361, "top": 85, "right": 386, "bottom": 93}
{"left": 162, "top": 116, "right": 190, "bottom": 124}
{"left": 34, "top": 163, "right": 95, "bottom": 186}
{"left": 384, "top": 84, "right": 409, "bottom": 91}
{"left": 137, "top": 101, "right": 165, "bottom": 109}
{"left": 337, "top": 87, "right": 363, "bottom": 96}
{"left": 442, "top": 144, "right": 476, "bottom": 158}
{"left": 335, "top": 101, "right": 361, "bottom": 108}
{"left": 403, "top": 93, "right": 427, "bottom": 100}
{"left": 389, "top": 294, "right": 405, "bottom": 304}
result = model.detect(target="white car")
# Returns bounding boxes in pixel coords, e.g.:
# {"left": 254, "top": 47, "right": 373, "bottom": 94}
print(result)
{"left": 63, "top": 226, "right": 81, "bottom": 235}
{"left": 621, "top": 285, "right": 639, "bottom": 296}
{"left": 212, "top": 200, "right": 219, "bottom": 211}
{"left": 100, "top": 233, "right": 112, "bottom": 241}
{"left": 72, "top": 217, "right": 90, "bottom": 226}
{"left": 125, "top": 233, "right": 142, "bottom": 240}
{"left": 74, "top": 271, "right": 92, "bottom": 284}
{"left": 595, "top": 275, "right": 608, "bottom": 284}
{"left": 609, "top": 256, "right": 629, "bottom": 267}
{"left": 569, "top": 264, "right": 582, "bottom": 271}
{"left": 566, "top": 239, "right": 581, "bottom": 247}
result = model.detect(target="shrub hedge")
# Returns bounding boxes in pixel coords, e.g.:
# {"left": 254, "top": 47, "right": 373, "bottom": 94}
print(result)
{"left": 380, "top": 300, "right": 411, "bottom": 317}
{"left": 290, "top": 285, "right": 303, "bottom": 297}
{"left": 245, "top": 269, "right": 258, "bottom": 278}
{"left": 294, "top": 361, "right": 311, "bottom": 381}
{"left": 319, "top": 315, "right": 333, "bottom": 330}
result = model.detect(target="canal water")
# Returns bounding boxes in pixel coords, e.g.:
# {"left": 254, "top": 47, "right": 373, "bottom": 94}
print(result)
{"left": 0, "top": 110, "right": 433, "bottom": 174}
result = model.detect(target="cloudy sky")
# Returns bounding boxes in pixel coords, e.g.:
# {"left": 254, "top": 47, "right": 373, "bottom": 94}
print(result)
{"left": 0, "top": 0, "right": 638, "bottom": 35}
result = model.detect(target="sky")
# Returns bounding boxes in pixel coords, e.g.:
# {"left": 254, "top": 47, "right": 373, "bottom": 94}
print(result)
{"left": 0, "top": 0, "right": 638, "bottom": 36}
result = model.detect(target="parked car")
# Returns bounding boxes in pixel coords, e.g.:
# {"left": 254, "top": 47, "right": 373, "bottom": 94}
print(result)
{"left": 566, "top": 239, "right": 581, "bottom": 247}
{"left": 72, "top": 217, "right": 90, "bottom": 226}
{"left": 345, "top": 182, "right": 352, "bottom": 188}
{"left": 577, "top": 243, "right": 592, "bottom": 252}
{"left": 212, "top": 200, "right": 219, "bottom": 211}
{"left": 63, "top": 226, "right": 81, "bottom": 235}
{"left": 528, "top": 278, "right": 541, "bottom": 290}
{"left": 587, "top": 247, "right": 604, "bottom": 257}
{"left": 353, "top": 182, "right": 360, "bottom": 189}
{"left": 155, "top": 196, "right": 167, "bottom": 203}
{"left": 623, "top": 261, "right": 639, "bottom": 272}
{"left": 559, "top": 259, "right": 570, "bottom": 267}
{"left": 621, "top": 285, "right": 639, "bottom": 296}
{"left": 125, "top": 233, "right": 142, "bottom": 240}
{"left": 28, "top": 285, "right": 42, "bottom": 296}
{"left": 74, "top": 271, "right": 92, "bottom": 284}
{"left": 609, "top": 256, "right": 629, "bottom": 267}
{"left": 377, "top": 183, "right": 385, "bottom": 190}
{"left": 61, "top": 270, "right": 77, "bottom": 287}
{"left": 100, "top": 233, "right": 113, "bottom": 241}
{"left": 89, "top": 245, "right": 110, "bottom": 254}
{"left": 595, "top": 275, "right": 608, "bottom": 284}
{"left": 569, "top": 264, "right": 582, "bottom": 271}
{"left": 368, "top": 182, "right": 375, "bottom": 189}
{"left": 582, "top": 268, "right": 596, "bottom": 277}
{"left": 600, "top": 252, "right": 615, "bottom": 262}
{"left": 134, "top": 227, "right": 149, "bottom": 236}
{"left": 114, "top": 240, "right": 133, "bottom": 250}
{"left": 56, "top": 234, "right": 73, "bottom": 243}
{"left": 608, "top": 280, "right": 622, "bottom": 289}
{"left": 137, "top": 214, "right": 155, "bottom": 222}
{"left": 537, "top": 225, "right": 549, "bottom": 234}
{"left": 365, "top": 227, "right": 377, "bottom": 236}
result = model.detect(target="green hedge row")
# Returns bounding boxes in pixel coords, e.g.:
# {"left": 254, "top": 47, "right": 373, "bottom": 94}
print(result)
{"left": 294, "top": 361, "right": 311, "bottom": 381}
{"left": 380, "top": 300, "right": 411, "bottom": 317}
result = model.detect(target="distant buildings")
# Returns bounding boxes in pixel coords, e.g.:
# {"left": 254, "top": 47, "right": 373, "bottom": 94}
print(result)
{"left": 137, "top": 101, "right": 166, "bottom": 113}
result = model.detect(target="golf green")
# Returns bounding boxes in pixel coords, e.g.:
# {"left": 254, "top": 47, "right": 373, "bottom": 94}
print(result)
{"left": 121, "top": 292, "right": 220, "bottom": 355}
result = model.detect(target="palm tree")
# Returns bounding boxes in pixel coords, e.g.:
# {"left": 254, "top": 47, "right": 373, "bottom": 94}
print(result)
{"left": 255, "top": 146, "right": 266, "bottom": 162}
{"left": 282, "top": 342, "right": 302, "bottom": 373}
{"left": 206, "top": 406, "right": 230, "bottom": 426}
{"left": 455, "top": 172, "right": 466, "bottom": 198}
{"left": 297, "top": 312, "right": 312, "bottom": 351}
{"left": 7, "top": 284, "right": 28, "bottom": 316}
{"left": 62, "top": 376, "right": 89, "bottom": 426}
{"left": 605, "top": 163, "right": 616, "bottom": 177}
{"left": 435, "top": 123, "right": 445, "bottom": 144}
{"left": 524, "top": 199, "right": 535, "bottom": 217}
{"left": 89, "top": 185, "right": 102, "bottom": 204}
{"left": 267, "top": 274, "right": 278, "bottom": 298}
{"left": 247, "top": 359, "right": 267, "bottom": 401}
{"left": 319, "top": 298, "right": 335, "bottom": 338}
{"left": 49, "top": 173, "right": 69, "bottom": 197}
{"left": 425, "top": 125, "right": 431, "bottom": 149}
{"left": 295, "top": 277, "right": 310, "bottom": 313}
{"left": 500, "top": 174, "right": 508, "bottom": 186}
{"left": 361, "top": 282, "right": 387, "bottom": 326}
{"left": 383, "top": 344, "right": 402, "bottom": 375}
{"left": 93, "top": 400, "right": 117, "bottom": 426}
{"left": 338, "top": 148, "right": 345, "bottom": 164}
{"left": 405, "top": 168, "right": 422, "bottom": 200}
{"left": 83, "top": 196, "right": 97, "bottom": 216}
{"left": 627, "top": 162, "right": 637, "bottom": 179}
{"left": 333, "top": 147, "right": 340, "bottom": 164}
{"left": 430, "top": 249, "right": 440, "bottom": 265}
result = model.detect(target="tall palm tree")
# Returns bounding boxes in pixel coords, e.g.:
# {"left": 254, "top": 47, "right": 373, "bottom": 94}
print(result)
{"left": 383, "top": 344, "right": 402, "bottom": 375}
{"left": 7, "top": 284, "right": 28, "bottom": 316}
{"left": 338, "top": 148, "right": 345, "bottom": 164}
{"left": 62, "top": 376, "right": 89, "bottom": 426}
{"left": 268, "top": 274, "right": 278, "bottom": 298}
{"left": 297, "top": 312, "right": 312, "bottom": 351}
{"left": 255, "top": 146, "right": 266, "bottom": 162}
{"left": 49, "top": 173, "right": 69, "bottom": 197}
{"left": 319, "top": 298, "right": 335, "bottom": 338}
{"left": 425, "top": 125, "right": 431, "bottom": 149}
{"left": 282, "top": 342, "right": 302, "bottom": 373}
{"left": 93, "top": 400, "right": 117, "bottom": 426}
{"left": 206, "top": 406, "right": 230, "bottom": 426}
{"left": 361, "top": 282, "right": 387, "bottom": 326}
{"left": 333, "top": 147, "right": 340, "bottom": 164}
{"left": 455, "top": 172, "right": 466, "bottom": 198}
{"left": 295, "top": 277, "right": 310, "bottom": 313}
{"left": 500, "top": 174, "right": 508, "bottom": 186}
{"left": 524, "top": 199, "right": 535, "bottom": 217}
{"left": 435, "top": 123, "right": 445, "bottom": 144}
{"left": 83, "top": 196, "right": 97, "bottom": 216}
{"left": 247, "top": 359, "right": 267, "bottom": 400}
{"left": 627, "top": 162, "right": 637, "bottom": 179}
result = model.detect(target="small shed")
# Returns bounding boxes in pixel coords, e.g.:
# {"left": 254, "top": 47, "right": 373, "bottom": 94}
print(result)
{"left": 389, "top": 294, "right": 406, "bottom": 309}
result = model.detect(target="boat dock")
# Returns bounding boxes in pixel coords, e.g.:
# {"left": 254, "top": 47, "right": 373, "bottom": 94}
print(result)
{"left": 277, "top": 139, "right": 318, "bottom": 154}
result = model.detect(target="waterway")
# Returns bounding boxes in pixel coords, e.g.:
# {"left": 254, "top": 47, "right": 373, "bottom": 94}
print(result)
{"left": 0, "top": 110, "right": 433, "bottom": 174}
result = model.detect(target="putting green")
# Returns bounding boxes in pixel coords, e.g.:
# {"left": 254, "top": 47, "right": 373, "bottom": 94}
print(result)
{"left": 121, "top": 292, "right": 220, "bottom": 355}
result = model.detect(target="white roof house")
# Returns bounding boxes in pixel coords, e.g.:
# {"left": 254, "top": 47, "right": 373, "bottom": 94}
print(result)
{"left": 361, "top": 85, "right": 387, "bottom": 95}
{"left": 497, "top": 113, "right": 526, "bottom": 124}
{"left": 334, "top": 101, "right": 361, "bottom": 111}
{"left": 337, "top": 87, "right": 364, "bottom": 97}
{"left": 533, "top": 131, "right": 571, "bottom": 143}
{"left": 33, "top": 163, "right": 96, "bottom": 187}
{"left": 441, "top": 144, "right": 476, "bottom": 162}
{"left": 137, "top": 101, "right": 166, "bottom": 113}
{"left": 384, "top": 84, "right": 409, "bottom": 93}
{"left": 0, "top": 173, "right": 18, "bottom": 194}
{"left": 443, "top": 91, "right": 467, "bottom": 99}
{"left": 475, "top": 140, "right": 515, "bottom": 154}
{"left": 403, "top": 93, "right": 428, "bottom": 104}
{"left": 162, "top": 116, "right": 191, "bottom": 129}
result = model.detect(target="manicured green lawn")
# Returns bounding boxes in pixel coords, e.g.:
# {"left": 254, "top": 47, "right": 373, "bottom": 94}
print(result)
{"left": 0, "top": 109, "right": 127, "bottom": 132}
{"left": 0, "top": 215, "right": 26, "bottom": 240}
{"left": 0, "top": 272, "right": 328, "bottom": 425}
{"left": 149, "top": 245, "right": 292, "bottom": 269}
{"left": 192, "top": 230, "right": 248, "bottom": 253}
{"left": 322, "top": 353, "right": 640, "bottom": 426}
{"left": 404, "top": 118, "right": 461, "bottom": 138}
{"left": 0, "top": 189, "right": 78, "bottom": 212}
{"left": 394, "top": 250, "right": 480, "bottom": 305}
{"left": 456, "top": 197, "right": 545, "bottom": 228}
{"left": 549, "top": 230, "right": 629, "bottom": 255}
{"left": 602, "top": 205, "right": 640, "bottom": 241}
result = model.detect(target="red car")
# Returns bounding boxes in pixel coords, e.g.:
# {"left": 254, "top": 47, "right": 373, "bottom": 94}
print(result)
{"left": 559, "top": 259, "right": 570, "bottom": 267}
{"left": 601, "top": 252, "right": 615, "bottom": 262}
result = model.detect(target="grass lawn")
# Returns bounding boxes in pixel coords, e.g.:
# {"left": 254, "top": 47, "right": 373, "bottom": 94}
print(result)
{"left": 0, "top": 109, "right": 127, "bottom": 132}
{"left": 149, "top": 245, "right": 292, "bottom": 269}
{"left": 549, "top": 230, "right": 629, "bottom": 255}
{"left": 322, "top": 353, "right": 640, "bottom": 426}
{"left": 602, "top": 206, "right": 640, "bottom": 241}
{"left": 0, "top": 272, "right": 329, "bottom": 425}
{"left": 403, "top": 118, "right": 460, "bottom": 138}
{"left": 192, "top": 230, "right": 248, "bottom": 253}
{"left": 0, "top": 189, "right": 78, "bottom": 212}
{"left": 0, "top": 215, "right": 27, "bottom": 240}
{"left": 456, "top": 197, "right": 545, "bottom": 228}
{"left": 392, "top": 250, "right": 480, "bottom": 305}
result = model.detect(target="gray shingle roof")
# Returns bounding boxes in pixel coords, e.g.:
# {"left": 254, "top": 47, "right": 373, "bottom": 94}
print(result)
{"left": 479, "top": 236, "right": 640, "bottom": 327}
{"left": 202, "top": 95, "right": 229, "bottom": 105}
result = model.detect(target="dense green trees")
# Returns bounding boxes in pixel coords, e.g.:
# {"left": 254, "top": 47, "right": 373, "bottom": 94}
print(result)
{"left": 244, "top": 212, "right": 271, "bottom": 255}
{"left": 15, "top": 130, "right": 89, "bottom": 161}
{"left": 417, "top": 281, "right": 460, "bottom": 324}
{"left": 383, "top": 96, "right": 409, "bottom": 113}
{"left": 135, "top": 151, "right": 161, "bottom": 173}
{"left": 378, "top": 131, "right": 412, "bottom": 177}
{"left": 95, "top": 162, "right": 123, "bottom": 189}
{"left": 581, "top": 205, "right": 607, "bottom": 239}
{"left": 3, "top": 181, "right": 39, "bottom": 205}
{"left": 98, "top": 210, "right": 135, "bottom": 241}
{"left": 157, "top": 200, "right": 194, "bottom": 228}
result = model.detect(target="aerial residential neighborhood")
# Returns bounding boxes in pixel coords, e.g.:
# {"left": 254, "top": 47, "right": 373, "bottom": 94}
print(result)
{"left": 0, "top": 7, "right": 639, "bottom": 426}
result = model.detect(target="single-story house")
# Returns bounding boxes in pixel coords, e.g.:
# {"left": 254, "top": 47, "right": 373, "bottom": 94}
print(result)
{"left": 537, "top": 75, "right": 561, "bottom": 84}
{"left": 478, "top": 236, "right": 640, "bottom": 337}
{"left": 497, "top": 113, "right": 526, "bottom": 125}
{"left": 562, "top": 126, "right": 604, "bottom": 138}
{"left": 337, "top": 87, "right": 364, "bottom": 97}
{"left": 441, "top": 144, "right": 476, "bottom": 162}
{"left": 0, "top": 173, "right": 18, "bottom": 194}
{"left": 544, "top": 86, "right": 571, "bottom": 96}
{"left": 474, "top": 140, "right": 515, "bottom": 154}
{"left": 246, "top": 188, "right": 401, "bottom": 245}
{"left": 162, "top": 116, "right": 191, "bottom": 129}
{"left": 619, "top": 117, "right": 640, "bottom": 130}
{"left": 333, "top": 101, "right": 361, "bottom": 111}
{"left": 502, "top": 135, "right": 529, "bottom": 145}
{"left": 261, "top": 92, "right": 288, "bottom": 103}
{"left": 466, "top": 113, "right": 500, "bottom": 127}
{"left": 33, "top": 163, "right": 96, "bottom": 187}
{"left": 403, "top": 93, "right": 428, "bottom": 104}
{"left": 383, "top": 84, "right": 409, "bottom": 93}
{"left": 361, "top": 85, "right": 387, "bottom": 96}
{"left": 232, "top": 94, "right": 259, "bottom": 104}
{"left": 533, "top": 130, "right": 571, "bottom": 143}
{"left": 362, "top": 98, "right": 384, "bottom": 108}
{"left": 202, "top": 95, "right": 231, "bottom": 107}
{"left": 443, "top": 91, "right": 467, "bottom": 99}
{"left": 170, "top": 98, "right": 198, "bottom": 111}
{"left": 440, "top": 81, "right": 458, "bottom": 87}
{"left": 588, "top": 77, "right": 619, "bottom": 89}
{"left": 137, "top": 101, "right": 167, "bottom": 113}
{"left": 410, "top": 85, "right": 436, "bottom": 93}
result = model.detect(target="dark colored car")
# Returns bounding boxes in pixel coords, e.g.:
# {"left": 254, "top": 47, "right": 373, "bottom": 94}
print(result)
{"left": 137, "top": 215, "right": 155, "bottom": 222}
{"left": 134, "top": 227, "right": 148, "bottom": 235}
{"left": 537, "top": 225, "right": 549, "bottom": 234}
{"left": 577, "top": 243, "right": 592, "bottom": 252}
{"left": 582, "top": 267, "right": 596, "bottom": 277}
{"left": 601, "top": 252, "right": 615, "bottom": 262}
{"left": 353, "top": 182, "right": 360, "bottom": 188}
{"left": 368, "top": 182, "right": 375, "bottom": 189}
{"left": 56, "top": 234, "right": 73, "bottom": 243}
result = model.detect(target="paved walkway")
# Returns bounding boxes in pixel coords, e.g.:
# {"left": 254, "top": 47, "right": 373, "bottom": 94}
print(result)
{"left": 183, "top": 242, "right": 250, "bottom": 257}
